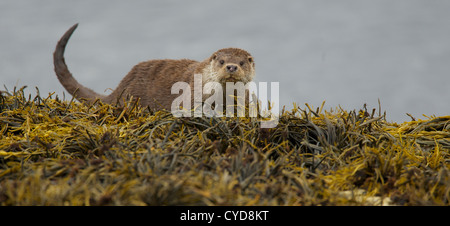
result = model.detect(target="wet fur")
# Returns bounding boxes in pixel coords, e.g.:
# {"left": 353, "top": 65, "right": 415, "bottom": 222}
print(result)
{"left": 53, "top": 23, "right": 255, "bottom": 110}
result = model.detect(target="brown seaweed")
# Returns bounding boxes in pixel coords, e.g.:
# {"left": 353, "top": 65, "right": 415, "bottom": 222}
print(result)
{"left": 0, "top": 87, "right": 448, "bottom": 205}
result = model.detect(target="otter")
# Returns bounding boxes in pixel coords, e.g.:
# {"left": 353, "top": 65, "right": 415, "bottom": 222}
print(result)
{"left": 53, "top": 23, "right": 255, "bottom": 111}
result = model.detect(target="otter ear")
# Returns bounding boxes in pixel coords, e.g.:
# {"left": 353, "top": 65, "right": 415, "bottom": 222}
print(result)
{"left": 211, "top": 54, "right": 217, "bottom": 61}
{"left": 248, "top": 56, "right": 254, "bottom": 66}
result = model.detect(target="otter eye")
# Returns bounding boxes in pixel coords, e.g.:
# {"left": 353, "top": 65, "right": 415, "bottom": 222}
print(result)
{"left": 240, "top": 61, "right": 245, "bottom": 66}
{"left": 219, "top": 60, "right": 225, "bottom": 65}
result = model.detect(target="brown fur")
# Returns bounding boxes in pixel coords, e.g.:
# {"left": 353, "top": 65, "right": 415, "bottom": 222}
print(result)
{"left": 53, "top": 23, "right": 255, "bottom": 110}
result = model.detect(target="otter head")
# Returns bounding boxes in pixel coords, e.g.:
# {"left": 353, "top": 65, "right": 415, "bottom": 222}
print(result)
{"left": 205, "top": 48, "right": 255, "bottom": 85}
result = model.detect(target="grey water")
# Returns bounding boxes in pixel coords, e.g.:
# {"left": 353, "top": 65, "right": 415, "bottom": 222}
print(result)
{"left": 1, "top": 0, "right": 450, "bottom": 122}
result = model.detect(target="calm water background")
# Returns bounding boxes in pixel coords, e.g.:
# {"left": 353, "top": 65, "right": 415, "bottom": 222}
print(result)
{"left": 1, "top": 0, "right": 449, "bottom": 122}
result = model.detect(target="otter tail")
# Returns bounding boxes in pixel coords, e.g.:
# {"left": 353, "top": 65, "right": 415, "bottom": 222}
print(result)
{"left": 53, "top": 23, "right": 105, "bottom": 103}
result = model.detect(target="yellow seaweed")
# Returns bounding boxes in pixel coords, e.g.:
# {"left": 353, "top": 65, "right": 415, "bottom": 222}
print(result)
{"left": 0, "top": 87, "right": 449, "bottom": 206}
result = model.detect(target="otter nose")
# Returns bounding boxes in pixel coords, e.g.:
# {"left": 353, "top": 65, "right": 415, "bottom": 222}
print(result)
{"left": 226, "top": 65, "right": 238, "bottom": 73}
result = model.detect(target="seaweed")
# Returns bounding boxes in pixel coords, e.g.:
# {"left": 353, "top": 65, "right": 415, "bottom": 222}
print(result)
{"left": 0, "top": 87, "right": 448, "bottom": 205}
